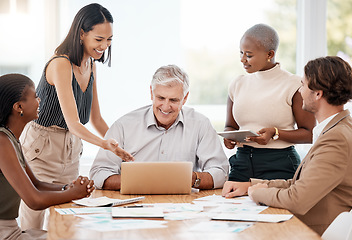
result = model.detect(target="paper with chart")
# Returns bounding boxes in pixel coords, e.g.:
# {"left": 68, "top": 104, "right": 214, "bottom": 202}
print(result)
{"left": 142, "top": 203, "right": 203, "bottom": 212}
{"left": 76, "top": 214, "right": 168, "bottom": 232}
{"left": 193, "top": 194, "right": 264, "bottom": 208}
{"left": 112, "top": 207, "right": 164, "bottom": 218}
{"left": 212, "top": 213, "right": 293, "bottom": 223}
{"left": 55, "top": 207, "right": 112, "bottom": 215}
{"left": 140, "top": 203, "right": 205, "bottom": 220}
{"left": 193, "top": 194, "right": 279, "bottom": 222}
{"left": 190, "top": 221, "right": 253, "bottom": 233}
{"left": 208, "top": 204, "right": 268, "bottom": 214}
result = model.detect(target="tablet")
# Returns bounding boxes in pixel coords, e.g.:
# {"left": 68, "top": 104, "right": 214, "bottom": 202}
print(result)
{"left": 217, "top": 130, "right": 259, "bottom": 142}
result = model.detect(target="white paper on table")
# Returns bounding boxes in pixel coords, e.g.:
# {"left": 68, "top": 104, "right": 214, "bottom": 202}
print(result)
{"left": 193, "top": 194, "right": 259, "bottom": 207}
{"left": 76, "top": 213, "right": 111, "bottom": 220}
{"left": 112, "top": 207, "right": 164, "bottom": 218}
{"left": 164, "top": 211, "right": 208, "bottom": 220}
{"left": 192, "top": 201, "right": 224, "bottom": 207}
{"left": 55, "top": 207, "right": 112, "bottom": 215}
{"left": 208, "top": 204, "right": 268, "bottom": 214}
{"left": 76, "top": 219, "right": 168, "bottom": 232}
{"left": 142, "top": 203, "right": 203, "bottom": 213}
{"left": 190, "top": 221, "right": 253, "bottom": 233}
{"left": 130, "top": 203, "right": 204, "bottom": 220}
{"left": 73, "top": 196, "right": 145, "bottom": 207}
{"left": 212, "top": 213, "right": 293, "bottom": 223}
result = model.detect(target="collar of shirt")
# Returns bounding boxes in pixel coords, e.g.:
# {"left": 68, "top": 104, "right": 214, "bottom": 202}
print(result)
{"left": 254, "top": 63, "right": 281, "bottom": 81}
{"left": 312, "top": 113, "right": 338, "bottom": 144}
{"left": 146, "top": 105, "right": 184, "bottom": 130}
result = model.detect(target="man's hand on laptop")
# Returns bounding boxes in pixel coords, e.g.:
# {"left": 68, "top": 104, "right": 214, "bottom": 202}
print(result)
{"left": 104, "top": 139, "right": 134, "bottom": 162}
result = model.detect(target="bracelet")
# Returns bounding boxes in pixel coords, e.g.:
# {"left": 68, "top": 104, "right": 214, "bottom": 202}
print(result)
{"left": 61, "top": 184, "right": 68, "bottom": 191}
{"left": 272, "top": 127, "right": 279, "bottom": 140}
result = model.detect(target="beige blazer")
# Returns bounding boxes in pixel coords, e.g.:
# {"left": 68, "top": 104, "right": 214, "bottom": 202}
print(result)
{"left": 250, "top": 109, "right": 352, "bottom": 235}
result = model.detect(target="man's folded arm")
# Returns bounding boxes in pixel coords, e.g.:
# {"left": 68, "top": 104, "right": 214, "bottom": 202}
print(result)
{"left": 102, "top": 174, "right": 121, "bottom": 190}
{"left": 89, "top": 147, "right": 122, "bottom": 189}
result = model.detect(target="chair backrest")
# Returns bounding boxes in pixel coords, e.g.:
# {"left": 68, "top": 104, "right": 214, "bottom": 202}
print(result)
{"left": 322, "top": 210, "right": 352, "bottom": 240}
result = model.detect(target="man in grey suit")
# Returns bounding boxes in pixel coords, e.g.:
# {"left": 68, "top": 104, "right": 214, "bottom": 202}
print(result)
{"left": 222, "top": 56, "right": 352, "bottom": 235}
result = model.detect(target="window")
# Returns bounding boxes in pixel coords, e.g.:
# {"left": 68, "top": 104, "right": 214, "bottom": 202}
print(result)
{"left": 182, "top": 0, "right": 297, "bottom": 130}
{"left": 327, "top": 0, "right": 352, "bottom": 62}
{"left": 327, "top": 0, "right": 352, "bottom": 112}
{"left": 0, "top": 0, "right": 10, "bottom": 14}
{"left": 0, "top": 66, "right": 29, "bottom": 75}
{"left": 16, "top": 0, "right": 29, "bottom": 14}
{"left": 0, "top": 0, "right": 29, "bottom": 14}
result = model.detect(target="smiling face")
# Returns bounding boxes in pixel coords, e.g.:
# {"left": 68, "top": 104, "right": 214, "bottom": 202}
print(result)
{"left": 150, "top": 83, "right": 188, "bottom": 130}
{"left": 19, "top": 84, "right": 40, "bottom": 121}
{"left": 81, "top": 21, "right": 113, "bottom": 60}
{"left": 239, "top": 35, "right": 274, "bottom": 73}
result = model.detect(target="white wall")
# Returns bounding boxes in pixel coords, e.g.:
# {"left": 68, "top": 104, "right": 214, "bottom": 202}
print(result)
{"left": 296, "top": 0, "right": 327, "bottom": 76}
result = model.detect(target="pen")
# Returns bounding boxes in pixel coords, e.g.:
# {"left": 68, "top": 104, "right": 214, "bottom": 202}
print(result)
{"left": 123, "top": 205, "right": 144, "bottom": 208}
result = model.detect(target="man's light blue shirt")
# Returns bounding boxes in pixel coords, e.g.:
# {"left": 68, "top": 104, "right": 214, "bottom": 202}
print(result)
{"left": 90, "top": 105, "right": 229, "bottom": 189}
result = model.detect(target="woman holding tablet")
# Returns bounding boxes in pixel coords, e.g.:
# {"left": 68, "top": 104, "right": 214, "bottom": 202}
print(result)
{"left": 224, "top": 24, "right": 315, "bottom": 182}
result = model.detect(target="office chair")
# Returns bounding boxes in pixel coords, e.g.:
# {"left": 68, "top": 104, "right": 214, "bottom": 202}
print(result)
{"left": 322, "top": 210, "right": 352, "bottom": 240}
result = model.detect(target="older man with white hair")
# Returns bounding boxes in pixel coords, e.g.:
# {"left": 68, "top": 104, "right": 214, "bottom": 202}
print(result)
{"left": 90, "top": 64, "right": 229, "bottom": 190}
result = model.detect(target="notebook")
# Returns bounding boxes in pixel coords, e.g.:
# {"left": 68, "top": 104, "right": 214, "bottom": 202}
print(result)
{"left": 120, "top": 162, "right": 193, "bottom": 195}
{"left": 73, "top": 196, "right": 145, "bottom": 207}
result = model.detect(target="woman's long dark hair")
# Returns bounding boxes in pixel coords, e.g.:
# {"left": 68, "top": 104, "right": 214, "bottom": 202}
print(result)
{"left": 55, "top": 3, "right": 114, "bottom": 67}
{"left": 0, "top": 74, "right": 33, "bottom": 126}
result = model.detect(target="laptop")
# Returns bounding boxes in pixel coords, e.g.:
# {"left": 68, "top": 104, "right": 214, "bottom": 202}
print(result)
{"left": 120, "top": 162, "right": 193, "bottom": 195}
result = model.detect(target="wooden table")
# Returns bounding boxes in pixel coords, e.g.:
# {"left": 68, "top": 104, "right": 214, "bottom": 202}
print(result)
{"left": 48, "top": 189, "right": 321, "bottom": 240}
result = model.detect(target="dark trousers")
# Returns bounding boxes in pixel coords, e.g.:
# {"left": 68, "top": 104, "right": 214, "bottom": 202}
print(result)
{"left": 228, "top": 145, "right": 300, "bottom": 182}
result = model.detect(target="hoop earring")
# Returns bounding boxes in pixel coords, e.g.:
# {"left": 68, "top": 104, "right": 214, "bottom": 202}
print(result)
{"left": 20, "top": 110, "right": 23, "bottom": 117}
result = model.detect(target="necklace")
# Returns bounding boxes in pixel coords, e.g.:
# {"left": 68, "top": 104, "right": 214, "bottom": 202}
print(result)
{"left": 78, "top": 60, "right": 89, "bottom": 75}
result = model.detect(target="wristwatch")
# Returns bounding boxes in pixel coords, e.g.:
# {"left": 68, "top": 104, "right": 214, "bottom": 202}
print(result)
{"left": 272, "top": 127, "right": 279, "bottom": 140}
{"left": 193, "top": 172, "right": 201, "bottom": 188}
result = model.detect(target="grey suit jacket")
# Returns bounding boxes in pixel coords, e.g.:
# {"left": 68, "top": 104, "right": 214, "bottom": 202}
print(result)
{"left": 250, "top": 109, "right": 352, "bottom": 235}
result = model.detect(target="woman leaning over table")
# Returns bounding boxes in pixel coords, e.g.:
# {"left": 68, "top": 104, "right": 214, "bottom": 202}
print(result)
{"left": 224, "top": 24, "right": 315, "bottom": 182}
{"left": 0, "top": 73, "right": 94, "bottom": 239}
{"left": 19, "top": 3, "right": 133, "bottom": 231}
